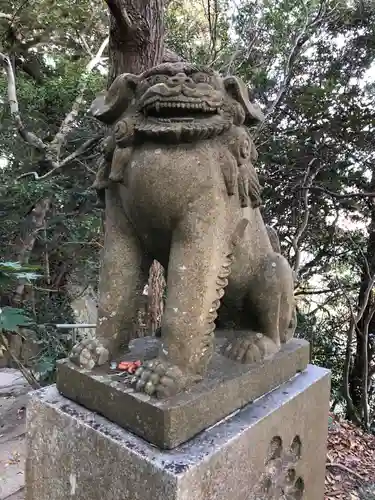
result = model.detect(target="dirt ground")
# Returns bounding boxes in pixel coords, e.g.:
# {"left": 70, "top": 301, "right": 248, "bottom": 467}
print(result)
{"left": 0, "top": 369, "right": 28, "bottom": 500}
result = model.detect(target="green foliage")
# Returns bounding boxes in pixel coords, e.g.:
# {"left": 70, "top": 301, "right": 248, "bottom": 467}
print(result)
{"left": 0, "top": 307, "right": 34, "bottom": 331}
{"left": 0, "top": 262, "right": 39, "bottom": 334}
{"left": 0, "top": 0, "right": 106, "bottom": 382}
{"left": 0, "top": 261, "right": 41, "bottom": 284}
{"left": 166, "top": 0, "right": 230, "bottom": 64}
{"left": 0, "top": 260, "right": 76, "bottom": 383}
{"left": 0, "top": 0, "right": 108, "bottom": 56}
{"left": 0, "top": 60, "right": 105, "bottom": 154}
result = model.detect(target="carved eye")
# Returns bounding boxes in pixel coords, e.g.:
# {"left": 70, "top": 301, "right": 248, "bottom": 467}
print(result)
{"left": 137, "top": 80, "right": 150, "bottom": 96}
{"left": 192, "top": 72, "right": 210, "bottom": 84}
{"left": 152, "top": 74, "right": 168, "bottom": 84}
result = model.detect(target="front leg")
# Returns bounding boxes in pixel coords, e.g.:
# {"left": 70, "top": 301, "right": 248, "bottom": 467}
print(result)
{"left": 134, "top": 197, "right": 230, "bottom": 397}
{"left": 70, "top": 186, "right": 149, "bottom": 369}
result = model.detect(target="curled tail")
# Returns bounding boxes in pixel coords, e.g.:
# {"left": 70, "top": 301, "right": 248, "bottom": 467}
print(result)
{"left": 266, "top": 224, "right": 281, "bottom": 253}
{"left": 266, "top": 224, "right": 298, "bottom": 342}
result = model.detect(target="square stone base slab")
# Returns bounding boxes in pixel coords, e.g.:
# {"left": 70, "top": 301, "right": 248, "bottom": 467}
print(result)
{"left": 56, "top": 336, "right": 309, "bottom": 449}
{"left": 26, "top": 364, "right": 330, "bottom": 500}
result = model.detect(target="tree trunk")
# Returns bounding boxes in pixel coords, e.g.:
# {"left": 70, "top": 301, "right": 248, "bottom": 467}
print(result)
{"left": 349, "top": 265, "right": 374, "bottom": 423}
{"left": 12, "top": 197, "right": 51, "bottom": 306}
{"left": 348, "top": 270, "right": 374, "bottom": 425}
{"left": 348, "top": 172, "right": 375, "bottom": 423}
{"left": 147, "top": 260, "right": 166, "bottom": 333}
{"left": 105, "top": 0, "right": 166, "bottom": 334}
{"left": 106, "top": 0, "right": 165, "bottom": 84}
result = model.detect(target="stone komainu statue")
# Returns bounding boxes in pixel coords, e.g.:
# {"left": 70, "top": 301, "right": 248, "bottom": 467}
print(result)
{"left": 70, "top": 62, "right": 296, "bottom": 398}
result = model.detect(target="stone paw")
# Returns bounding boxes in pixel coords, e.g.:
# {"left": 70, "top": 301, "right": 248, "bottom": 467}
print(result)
{"left": 132, "top": 358, "right": 194, "bottom": 399}
{"left": 69, "top": 338, "right": 110, "bottom": 370}
{"left": 222, "top": 332, "right": 280, "bottom": 364}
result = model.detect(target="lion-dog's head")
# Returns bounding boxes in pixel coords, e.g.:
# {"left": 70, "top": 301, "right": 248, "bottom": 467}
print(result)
{"left": 90, "top": 62, "right": 264, "bottom": 143}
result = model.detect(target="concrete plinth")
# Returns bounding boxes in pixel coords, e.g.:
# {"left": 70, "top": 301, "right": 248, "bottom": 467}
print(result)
{"left": 26, "top": 364, "right": 330, "bottom": 500}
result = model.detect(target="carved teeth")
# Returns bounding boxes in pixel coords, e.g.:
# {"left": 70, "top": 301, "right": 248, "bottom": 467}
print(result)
{"left": 144, "top": 99, "right": 218, "bottom": 115}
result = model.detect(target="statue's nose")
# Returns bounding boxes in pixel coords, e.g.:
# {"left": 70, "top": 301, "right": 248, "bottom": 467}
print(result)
{"left": 170, "top": 73, "right": 193, "bottom": 85}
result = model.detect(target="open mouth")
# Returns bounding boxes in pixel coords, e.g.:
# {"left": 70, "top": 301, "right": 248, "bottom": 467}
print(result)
{"left": 143, "top": 100, "right": 218, "bottom": 121}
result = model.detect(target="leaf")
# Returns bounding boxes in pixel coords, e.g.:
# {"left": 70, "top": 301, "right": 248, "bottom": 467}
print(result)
{"left": 0, "top": 261, "right": 42, "bottom": 283}
{"left": 0, "top": 261, "right": 23, "bottom": 270}
{"left": 11, "top": 272, "right": 42, "bottom": 280}
{"left": 0, "top": 261, "right": 40, "bottom": 272}
{"left": 35, "top": 358, "right": 55, "bottom": 377}
{"left": 0, "top": 307, "right": 34, "bottom": 332}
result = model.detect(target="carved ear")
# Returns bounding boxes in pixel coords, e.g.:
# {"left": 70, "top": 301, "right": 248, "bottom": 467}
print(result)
{"left": 223, "top": 76, "right": 264, "bottom": 126}
{"left": 89, "top": 73, "right": 139, "bottom": 125}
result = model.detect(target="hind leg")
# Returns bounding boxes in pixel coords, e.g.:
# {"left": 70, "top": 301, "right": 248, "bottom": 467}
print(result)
{"left": 222, "top": 252, "right": 294, "bottom": 364}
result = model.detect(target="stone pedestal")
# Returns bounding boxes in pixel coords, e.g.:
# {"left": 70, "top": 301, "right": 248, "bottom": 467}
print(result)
{"left": 26, "top": 364, "right": 330, "bottom": 500}
{"left": 56, "top": 336, "right": 310, "bottom": 449}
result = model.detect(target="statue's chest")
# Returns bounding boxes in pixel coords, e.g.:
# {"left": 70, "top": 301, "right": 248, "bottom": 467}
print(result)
{"left": 128, "top": 143, "right": 222, "bottom": 197}
{"left": 123, "top": 142, "right": 225, "bottom": 228}
{"left": 129, "top": 143, "right": 217, "bottom": 183}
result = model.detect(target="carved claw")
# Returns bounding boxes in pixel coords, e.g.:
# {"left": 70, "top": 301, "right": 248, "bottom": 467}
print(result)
{"left": 132, "top": 358, "right": 196, "bottom": 398}
{"left": 222, "top": 332, "right": 280, "bottom": 364}
{"left": 69, "top": 338, "right": 109, "bottom": 370}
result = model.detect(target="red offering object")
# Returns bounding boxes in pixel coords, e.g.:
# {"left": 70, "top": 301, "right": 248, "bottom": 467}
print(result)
{"left": 117, "top": 360, "right": 142, "bottom": 373}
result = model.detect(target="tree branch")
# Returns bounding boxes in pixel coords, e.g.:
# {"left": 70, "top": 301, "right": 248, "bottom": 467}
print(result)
{"left": 341, "top": 269, "right": 375, "bottom": 426}
{"left": 0, "top": 333, "right": 40, "bottom": 389}
{"left": 17, "top": 134, "right": 103, "bottom": 180}
{"left": 105, "top": 0, "right": 132, "bottom": 30}
{"left": 254, "top": 0, "right": 331, "bottom": 138}
{"left": 254, "top": 1, "right": 310, "bottom": 137}
{"left": 206, "top": 0, "right": 220, "bottom": 61}
{"left": 360, "top": 290, "right": 375, "bottom": 430}
{"left": 326, "top": 461, "right": 365, "bottom": 482}
{"left": 49, "top": 36, "right": 109, "bottom": 159}
{"left": 0, "top": 52, "right": 47, "bottom": 152}
{"left": 295, "top": 286, "right": 356, "bottom": 296}
{"left": 1, "top": 36, "right": 108, "bottom": 181}
{"left": 306, "top": 185, "right": 375, "bottom": 200}
{"left": 291, "top": 158, "right": 319, "bottom": 274}
{"left": 78, "top": 32, "right": 94, "bottom": 57}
